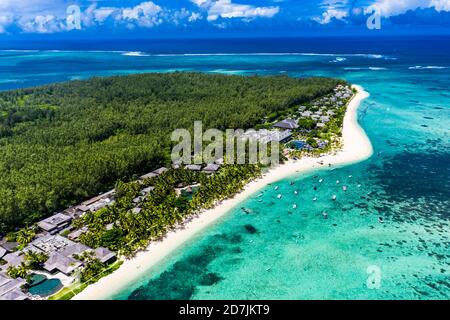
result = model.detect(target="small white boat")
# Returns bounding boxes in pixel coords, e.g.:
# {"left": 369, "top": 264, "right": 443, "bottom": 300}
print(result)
{"left": 332, "top": 195, "right": 337, "bottom": 201}
{"left": 336, "top": 180, "right": 340, "bottom": 184}
{"left": 322, "top": 212, "right": 328, "bottom": 219}
{"left": 313, "top": 197, "right": 317, "bottom": 201}
{"left": 293, "top": 204, "right": 297, "bottom": 209}
{"left": 357, "top": 184, "right": 362, "bottom": 188}
{"left": 319, "top": 179, "right": 323, "bottom": 183}
{"left": 349, "top": 175, "right": 353, "bottom": 178}
{"left": 343, "top": 186, "right": 348, "bottom": 191}
{"left": 294, "top": 191, "right": 299, "bottom": 195}
{"left": 266, "top": 267, "right": 271, "bottom": 271}
{"left": 277, "top": 194, "right": 282, "bottom": 199}
{"left": 274, "top": 186, "right": 279, "bottom": 190}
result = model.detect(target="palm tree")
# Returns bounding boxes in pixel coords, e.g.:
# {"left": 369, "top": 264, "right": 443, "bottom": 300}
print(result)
{"left": 7, "top": 263, "right": 29, "bottom": 279}
{"left": 16, "top": 228, "right": 36, "bottom": 246}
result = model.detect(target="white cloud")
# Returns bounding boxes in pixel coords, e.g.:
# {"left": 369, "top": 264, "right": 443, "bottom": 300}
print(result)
{"left": 191, "top": 0, "right": 280, "bottom": 22}
{"left": 0, "top": 0, "right": 167, "bottom": 33}
{"left": 313, "top": 0, "right": 450, "bottom": 24}
{"left": 0, "top": 0, "right": 67, "bottom": 33}
{"left": 84, "top": 1, "right": 164, "bottom": 29}
{"left": 313, "top": 0, "right": 349, "bottom": 24}
{"left": 313, "top": 8, "right": 348, "bottom": 24}
{"left": 0, "top": 14, "right": 14, "bottom": 33}
{"left": 367, "top": 0, "right": 450, "bottom": 17}
{"left": 122, "top": 2, "right": 162, "bottom": 20}
{"left": 18, "top": 14, "right": 66, "bottom": 33}
{"left": 430, "top": 0, "right": 450, "bottom": 11}
{"left": 366, "top": 0, "right": 430, "bottom": 17}
{"left": 188, "top": 12, "right": 202, "bottom": 22}
{"left": 93, "top": 7, "right": 117, "bottom": 23}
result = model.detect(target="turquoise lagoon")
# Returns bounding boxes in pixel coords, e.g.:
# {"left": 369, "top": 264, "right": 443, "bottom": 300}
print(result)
{"left": 1, "top": 37, "right": 449, "bottom": 299}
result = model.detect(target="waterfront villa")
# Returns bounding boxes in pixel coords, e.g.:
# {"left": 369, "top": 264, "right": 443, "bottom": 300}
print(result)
{"left": 44, "top": 253, "right": 82, "bottom": 275}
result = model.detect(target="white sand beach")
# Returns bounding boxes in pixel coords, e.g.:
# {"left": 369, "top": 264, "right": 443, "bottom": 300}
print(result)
{"left": 73, "top": 85, "right": 372, "bottom": 300}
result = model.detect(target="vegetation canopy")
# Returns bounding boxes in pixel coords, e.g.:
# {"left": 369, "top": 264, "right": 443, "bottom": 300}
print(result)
{"left": 0, "top": 72, "right": 342, "bottom": 232}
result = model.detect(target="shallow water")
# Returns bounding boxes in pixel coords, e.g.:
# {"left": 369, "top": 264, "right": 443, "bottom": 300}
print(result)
{"left": 1, "top": 37, "right": 449, "bottom": 300}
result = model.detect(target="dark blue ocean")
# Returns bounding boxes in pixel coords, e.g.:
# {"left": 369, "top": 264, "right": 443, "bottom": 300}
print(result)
{"left": 1, "top": 37, "right": 449, "bottom": 299}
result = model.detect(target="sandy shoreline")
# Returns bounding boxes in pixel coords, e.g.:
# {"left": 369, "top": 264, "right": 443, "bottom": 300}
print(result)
{"left": 73, "top": 85, "right": 372, "bottom": 300}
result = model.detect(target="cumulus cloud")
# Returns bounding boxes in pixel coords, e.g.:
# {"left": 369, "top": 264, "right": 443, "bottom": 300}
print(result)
{"left": 313, "top": 0, "right": 450, "bottom": 24}
{"left": 0, "top": 0, "right": 67, "bottom": 33}
{"left": 366, "top": 0, "right": 430, "bottom": 17}
{"left": 313, "top": 0, "right": 349, "bottom": 24}
{"left": 0, "top": 0, "right": 168, "bottom": 33}
{"left": 92, "top": 7, "right": 117, "bottom": 23}
{"left": 18, "top": 14, "right": 66, "bottom": 33}
{"left": 119, "top": 1, "right": 163, "bottom": 27}
{"left": 0, "top": 14, "right": 14, "bottom": 33}
{"left": 191, "top": 0, "right": 280, "bottom": 22}
{"left": 188, "top": 12, "right": 203, "bottom": 22}
{"left": 431, "top": 0, "right": 450, "bottom": 11}
{"left": 366, "top": 0, "right": 450, "bottom": 17}
{"left": 313, "top": 8, "right": 348, "bottom": 24}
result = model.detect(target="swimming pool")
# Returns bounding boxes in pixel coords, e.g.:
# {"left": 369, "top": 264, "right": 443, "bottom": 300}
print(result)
{"left": 28, "top": 274, "right": 63, "bottom": 297}
{"left": 289, "top": 140, "right": 308, "bottom": 150}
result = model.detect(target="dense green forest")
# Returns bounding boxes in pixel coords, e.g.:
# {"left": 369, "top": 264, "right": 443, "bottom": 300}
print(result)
{"left": 0, "top": 72, "right": 342, "bottom": 232}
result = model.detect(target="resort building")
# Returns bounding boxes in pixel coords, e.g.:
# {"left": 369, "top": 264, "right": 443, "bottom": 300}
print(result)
{"left": 63, "top": 207, "right": 86, "bottom": 219}
{"left": 133, "top": 196, "right": 144, "bottom": 204}
{"left": 317, "top": 140, "right": 329, "bottom": 149}
{"left": 27, "top": 234, "right": 114, "bottom": 276}
{"left": 0, "top": 242, "right": 18, "bottom": 253}
{"left": 1, "top": 252, "right": 24, "bottom": 270}
{"left": 202, "top": 164, "right": 220, "bottom": 174}
{"left": 320, "top": 116, "right": 330, "bottom": 123}
{"left": 80, "top": 189, "right": 115, "bottom": 213}
{"left": 67, "top": 227, "right": 88, "bottom": 241}
{"left": 272, "top": 119, "right": 299, "bottom": 130}
{"left": 139, "top": 172, "right": 158, "bottom": 180}
{"left": 132, "top": 207, "right": 142, "bottom": 214}
{"left": 0, "top": 273, "right": 28, "bottom": 300}
{"left": 240, "top": 129, "right": 292, "bottom": 144}
{"left": 185, "top": 164, "right": 202, "bottom": 171}
{"left": 44, "top": 253, "right": 82, "bottom": 275}
{"left": 153, "top": 167, "right": 168, "bottom": 176}
{"left": 59, "top": 243, "right": 91, "bottom": 258}
{"left": 37, "top": 213, "right": 73, "bottom": 235}
{"left": 139, "top": 167, "right": 168, "bottom": 180}
{"left": 74, "top": 204, "right": 90, "bottom": 214}
{"left": 30, "top": 235, "right": 76, "bottom": 255}
{"left": 141, "top": 186, "right": 155, "bottom": 196}
{"left": 93, "top": 247, "right": 116, "bottom": 264}
{"left": 0, "top": 247, "right": 5, "bottom": 259}
{"left": 300, "top": 111, "right": 312, "bottom": 117}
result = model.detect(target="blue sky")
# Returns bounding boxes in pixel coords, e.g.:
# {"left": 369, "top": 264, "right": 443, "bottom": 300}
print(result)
{"left": 1, "top": 0, "right": 450, "bottom": 38}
